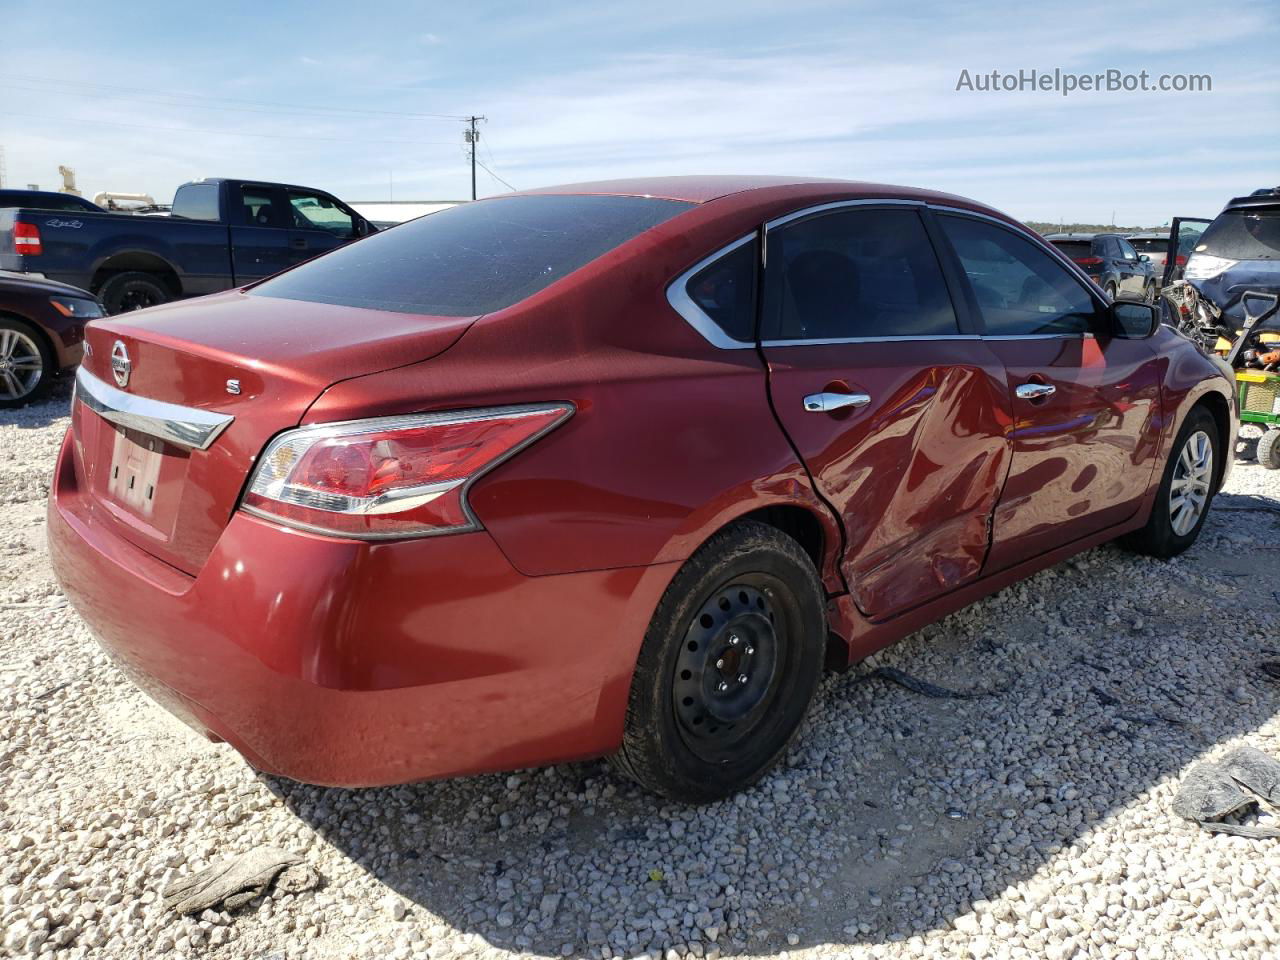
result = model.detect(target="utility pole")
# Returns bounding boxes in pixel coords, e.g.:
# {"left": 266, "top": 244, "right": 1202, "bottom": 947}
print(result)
{"left": 464, "top": 116, "right": 485, "bottom": 201}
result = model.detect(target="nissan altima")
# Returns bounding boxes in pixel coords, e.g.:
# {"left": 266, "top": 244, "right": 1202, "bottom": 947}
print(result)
{"left": 48, "top": 176, "right": 1236, "bottom": 801}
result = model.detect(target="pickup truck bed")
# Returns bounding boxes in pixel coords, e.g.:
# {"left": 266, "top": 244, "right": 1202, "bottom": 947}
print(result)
{"left": 0, "top": 178, "right": 374, "bottom": 313}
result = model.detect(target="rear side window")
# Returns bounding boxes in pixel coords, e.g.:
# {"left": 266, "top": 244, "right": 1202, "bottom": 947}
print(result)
{"left": 683, "top": 239, "right": 757, "bottom": 342}
{"left": 762, "top": 207, "right": 958, "bottom": 340}
{"left": 252, "top": 194, "right": 693, "bottom": 316}
{"left": 940, "top": 215, "right": 1098, "bottom": 336}
{"left": 241, "top": 186, "right": 284, "bottom": 227}
{"left": 172, "top": 183, "right": 221, "bottom": 221}
{"left": 1196, "top": 209, "right": 1280, "bottom": 260}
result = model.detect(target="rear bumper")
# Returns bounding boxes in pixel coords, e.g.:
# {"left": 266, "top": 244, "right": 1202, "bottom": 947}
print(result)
{"left": 47, "top": 430, "right": 677, "bottom": 786}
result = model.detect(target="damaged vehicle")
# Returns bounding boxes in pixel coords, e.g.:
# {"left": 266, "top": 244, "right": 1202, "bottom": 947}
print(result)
{"left": 48, "top": 177, "right": 1237, "bottom": 801}
{"left": 1183, "top": 188, "right": 1280, "bottom": 325}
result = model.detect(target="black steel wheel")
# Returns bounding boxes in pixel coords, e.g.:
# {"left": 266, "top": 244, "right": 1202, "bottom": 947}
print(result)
{"left": 98, "top": 272, "right": 170, "bottom": 315}
{"left": 610, "top": 521, "right": 825, "bottom": 802}
{"left": 672, "top": 580, "right": 782, "bottom": 762}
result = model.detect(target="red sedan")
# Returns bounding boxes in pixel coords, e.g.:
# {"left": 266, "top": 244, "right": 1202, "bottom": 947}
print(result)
{"left": 48, "top": 177, "right": 1236, "bottom": 801}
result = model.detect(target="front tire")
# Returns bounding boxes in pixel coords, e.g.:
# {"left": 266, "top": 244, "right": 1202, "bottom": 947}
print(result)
{"left": 610, "top": 521, "right": 826, "bottom": 802}
{"left": 1121, "top": 406, "right": 1219, "bottom": 558}
{"left": 98, "top": 271, "right": 171, "bottom": 314}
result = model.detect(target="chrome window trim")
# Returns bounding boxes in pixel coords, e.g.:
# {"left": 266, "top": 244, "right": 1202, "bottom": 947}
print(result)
{"left": 75, "top": 366, "right": 234, "bottom": 451}
{"left": 761, "top": 334, "right": 980, "bottom": 347}
{"left": 765, "top": 197, "right": 925, "bottom": 232}
{"left": 666, "top": 198, "right": 1105, "bottom": 351}
{"left": 665, "top": 233, "right": 757, "bottom": 350}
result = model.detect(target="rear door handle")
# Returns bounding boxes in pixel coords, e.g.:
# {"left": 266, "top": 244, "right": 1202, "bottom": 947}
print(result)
{"left": 1015, "top": 383, "right": 1056, "bottom": 400}
{"left": 803, "top": 392, "right": 871, "bottom": 413}
{"left": 291, "top": 238, "right": 308, "bottom": 249}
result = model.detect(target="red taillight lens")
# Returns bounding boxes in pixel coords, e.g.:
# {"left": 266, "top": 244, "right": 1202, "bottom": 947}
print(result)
{"left": 242, "top": 404, "right": 573, "bottom": 538}
{"left": 13, "top": 222, "right": 42, "bottom": 255}
{"left": 1073, "top": 256, "right": 1104, "bottom": 266}
{"left": 1175, "top": 254, "right": 1188, "bottom": 266}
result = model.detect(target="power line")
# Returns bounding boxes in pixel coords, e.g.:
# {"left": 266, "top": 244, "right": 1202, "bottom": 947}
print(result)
{"left": 477, "top": 159, "right": 517, "bottom": 192}
{"left": 0, "top": 74, "right": 471, "bottom": 122}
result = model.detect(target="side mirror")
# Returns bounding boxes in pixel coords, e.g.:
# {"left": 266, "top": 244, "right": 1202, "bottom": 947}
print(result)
{"left": 1138, "top": 254, "right": 1151, "bottom": 262}
{"left": 1110, "top": 300, "right": 1159, "bottom": 338}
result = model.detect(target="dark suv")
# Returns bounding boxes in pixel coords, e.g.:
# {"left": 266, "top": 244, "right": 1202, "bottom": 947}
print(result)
{"left": 1045, "top": 232, "right": 1155, "bottom": 302}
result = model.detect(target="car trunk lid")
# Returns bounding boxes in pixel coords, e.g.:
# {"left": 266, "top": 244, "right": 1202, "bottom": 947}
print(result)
{"left": 71, "top": 289, "right": 476, "bottom": 575}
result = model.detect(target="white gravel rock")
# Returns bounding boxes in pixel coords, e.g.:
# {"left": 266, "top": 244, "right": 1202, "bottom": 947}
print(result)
{"left": 4, "top": 385, "right": 1280, "bottom": 960}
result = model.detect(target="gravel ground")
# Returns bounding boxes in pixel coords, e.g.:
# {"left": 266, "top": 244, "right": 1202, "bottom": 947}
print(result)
{"left": 4, "top": 383, "right": 1280, "bottom": 960}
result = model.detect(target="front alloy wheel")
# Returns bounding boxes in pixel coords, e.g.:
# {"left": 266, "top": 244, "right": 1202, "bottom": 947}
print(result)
{"left": 1169, "top": 429, "right": 1213, "bottom": 536}
{"left": 1121, "top": 405, "right": 1219, "bottom": 558}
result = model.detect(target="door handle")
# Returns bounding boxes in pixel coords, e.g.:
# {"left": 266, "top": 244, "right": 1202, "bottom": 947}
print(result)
{"left": 803, "top": 392, "right": 871, "bottom": 413}
{"left": 291, "top": 238, "right": 308, "bottom": 250}
{"left": 1015, "top": 383, "right": 1056, "bottom": 400}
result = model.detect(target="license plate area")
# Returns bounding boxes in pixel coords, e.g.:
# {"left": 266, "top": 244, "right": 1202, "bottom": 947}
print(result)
{"left": 108, "top": 428, "right": 165, "bottom": 516}
{"left": 87, "top": 415, "right": 192, "bottom": 542}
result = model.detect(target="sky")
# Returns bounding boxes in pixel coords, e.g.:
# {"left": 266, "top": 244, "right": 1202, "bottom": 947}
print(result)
{"left": 1, "top": 0, "right": 1277, "bottom": 226}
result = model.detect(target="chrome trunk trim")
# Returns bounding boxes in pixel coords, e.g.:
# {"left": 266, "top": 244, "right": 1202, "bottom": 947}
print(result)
{"left": 75, "top": 366, "right": 234, "bottom": 451}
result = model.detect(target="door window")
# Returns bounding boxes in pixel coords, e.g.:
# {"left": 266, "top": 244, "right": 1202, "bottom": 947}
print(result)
{"left": 240, "top": 186, "right": 285, "bottom": 227}
{"left": 939, "top": 215, "right": 1099, "bottom": 336}
{"left": 762, "top": 207, "right": 958, "bottom": 340}
{"left": 1118, "top": 238, "right": 1140, "bottom": 261}
{"left": 288, "top": 190, "right": 355, "bottom": 239}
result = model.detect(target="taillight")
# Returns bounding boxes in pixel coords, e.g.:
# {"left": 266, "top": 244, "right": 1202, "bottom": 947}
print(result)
{"left": 241, "top": 403, "right": 573, "bottom": 538}
{"left": 13, "top": 222, "right": 42, "bottom": 255}
{"left": 1073, "top": 256, "right": 1104, "bottom": 266}
{"left": 1175, "top": 254, "right": 1188, "bottom": 266}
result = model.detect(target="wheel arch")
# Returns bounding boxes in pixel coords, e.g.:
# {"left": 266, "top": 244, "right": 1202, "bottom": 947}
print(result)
{"left": 90, "top": 252, "right": 182, "bottom": 296}
{"left": 0, "top": 310, "right": 56, "bottom": 364}
{"left": 697, "top": 501, "right": 849, "bottom": 671}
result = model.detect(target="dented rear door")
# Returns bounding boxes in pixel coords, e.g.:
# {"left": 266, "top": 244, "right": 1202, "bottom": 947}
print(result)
{"left": 759, "top": 202, "right": 1012, "bottom": 619}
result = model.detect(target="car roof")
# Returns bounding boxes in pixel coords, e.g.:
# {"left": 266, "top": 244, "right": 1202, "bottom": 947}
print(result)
{"left": 510, "top": 175, "right": 990, "bottom": 209}
{"left": 1044, "top": 232, "right": 1116, "bottom": 241}
{"left": 1224, "top": 189, "right": 1280, "bottom": 213}
{"left": 1127, "top": 232, "right": 1168, "bottom": 239}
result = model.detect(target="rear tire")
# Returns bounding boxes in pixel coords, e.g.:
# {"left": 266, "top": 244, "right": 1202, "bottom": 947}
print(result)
{"left": 1144, "top": 281, "right": 1156, "bottom": 304}
{"left": 1105, "top": 281, "right": 1119, "bottom": 302}
{"left": 609, "top": 521, "right": 826, "bottom": 802}
{"left": 98, "top": 272, "right": 171, "bottom": 314}
{"left": 0, "top": 318, "right": 52, "bottom": 408}
{"left": 1258, "top": 429, "right": 1280, "bottom": 470}
{"left": 1121, "top": 406, "right": 1219, "bottom": 558}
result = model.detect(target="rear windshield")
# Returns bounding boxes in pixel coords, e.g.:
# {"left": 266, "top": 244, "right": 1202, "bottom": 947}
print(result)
{"left": 251, "top": 194, "right": 694, "bottom": 316}
{"left": 1128, "top": 238, "right": 1166, "bottom": 254}
{"left": 1049, "top": 240, "right": 1093, "bottom": 258}
{"left": 1196, "top": 209, "right": 1280, "bottom": 261}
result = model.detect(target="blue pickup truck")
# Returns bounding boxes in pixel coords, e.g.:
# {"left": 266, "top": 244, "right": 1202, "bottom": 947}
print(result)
{"left": 0, "top": 178, "right": 375, "bottom": 313}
